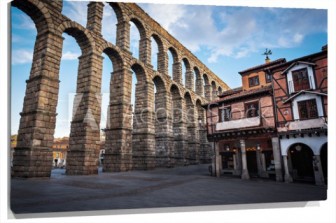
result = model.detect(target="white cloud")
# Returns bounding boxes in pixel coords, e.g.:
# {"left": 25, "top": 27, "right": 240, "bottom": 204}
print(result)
{"left": 12, "top": 49, "right": 33, "bottom": 64}
{"left": 62, "top": 51, "right": 79, "bottom": 60}
{"left": 62, "top": 1, "right": 88, "bottom": 27}
{"left": 139, "top": 5, "right": 327, "bottom": 62}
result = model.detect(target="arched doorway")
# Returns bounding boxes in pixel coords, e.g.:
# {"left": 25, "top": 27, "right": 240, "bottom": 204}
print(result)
{"left": 320, "top": 143, "right": 327, "bottom": 184}
{"left": 288, "top": 143, "right": 314, "bottom": 183}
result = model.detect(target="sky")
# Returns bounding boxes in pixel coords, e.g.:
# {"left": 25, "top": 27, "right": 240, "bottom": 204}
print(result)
{"left": 10, "top": 1, "right": 327, "bottom": 138}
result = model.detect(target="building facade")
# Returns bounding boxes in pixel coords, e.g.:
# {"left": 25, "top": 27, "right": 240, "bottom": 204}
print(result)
{"left": 268, "top": 45, "right": 328, "bottom": 185}
{"left": 205, "top": 46, "right": 328, "bottom": 185}
{"left": 205, "top": 59, "right": 285, "bottom": 181}
{"left": 51, "top": 137, "right": 69, "bottom": 168}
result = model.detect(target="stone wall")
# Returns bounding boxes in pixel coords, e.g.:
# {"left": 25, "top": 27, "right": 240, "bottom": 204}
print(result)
{"left": 12, "top": 0, "right": 230, "bottom": 177}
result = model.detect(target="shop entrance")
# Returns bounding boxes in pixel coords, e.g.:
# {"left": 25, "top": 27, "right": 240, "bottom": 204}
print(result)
{"left": 246, "top": 151, "right": 258, "bottom": 177}
{"left": 288, "top": 143, "right": 314, "bottom": 183}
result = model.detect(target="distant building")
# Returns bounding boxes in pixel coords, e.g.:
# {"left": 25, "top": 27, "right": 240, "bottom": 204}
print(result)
{"left": 268, "top": 45, "right": 328, "bottom": 185}
{"left": 52, "top": 137, "right": 69, "bottom": 168}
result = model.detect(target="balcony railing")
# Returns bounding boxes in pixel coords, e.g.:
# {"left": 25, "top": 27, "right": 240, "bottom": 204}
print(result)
{"left": 215, "top": 116, "right": 260, "bottom": 131}
{"left": 277, "top": 116, "right": 327, "bottom": 132}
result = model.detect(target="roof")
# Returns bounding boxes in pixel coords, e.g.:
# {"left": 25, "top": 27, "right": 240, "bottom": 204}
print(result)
{"left": 239, "top": 58, "right": 286, "bottom": 75}
{"left": 203, "top": 85, "right": 273, "bottom": 107}
{"left": 218, "top": 87, "right": 243, "bottom": 98}
{"left": 266, "top": 48, "right": 327, "bottom": 72}
{"left": 283, "top": 90, "right": 328, "bottom": 104}
{"left": 281, "top": 61, "right": 316, "bottom": 75}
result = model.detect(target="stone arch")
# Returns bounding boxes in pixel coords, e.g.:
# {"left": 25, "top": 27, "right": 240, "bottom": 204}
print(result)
{"left": 101, "top": 45, "right": 124, "bottom": 72}
{"left": 211, "top": 80, "right": 217, "bottom": 99}
{"left": 129, "top": 17, "right": 147, "bottom": 39}
{"left": 194, "top": 67, "right": 203, "bottom": 96}
{"left": 130, "top": 62, "right": 149, "bottom": 83}
{"left": 203, "top": 74, "right": 211, "bottom": 100}
{"left": 58, "top": 21, "right": 95, "bottom": 55}
{"left": 168, "top": 47, "right": 180, "bottom": 80}
{"left": 150, "top": 34, "right": 167, "bottom": 75}
{"left": 218, "top": 86, "right": 223, "bottom": 95}
{"left": 12, "top": 0, "right": 54, "bottom": 34}
{"left": 182, "top": 58, "right": 193, "bottom": 90}
{"left": 287, "top": 143, "right": 315, "bottom": 183}
{"left": 107, "top": 2, "right": 125, "bottom": 23}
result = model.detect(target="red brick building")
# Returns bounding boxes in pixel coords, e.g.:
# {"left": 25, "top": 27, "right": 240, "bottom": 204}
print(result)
{"left": 267, "top": 45, "right": 328, "bottom": 185}
{"left": 204, "top": 59, "right": 285, "bottom": 181}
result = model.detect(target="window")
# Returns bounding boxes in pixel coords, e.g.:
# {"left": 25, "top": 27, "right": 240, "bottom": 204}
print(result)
{"left": 292, "top": 68, "right": 310, "bottom": 92}
{"left": 248, "top": 76, "right": 260, "bottom": 87}
{"left": 265, "top": 72, "right": 272, "bottom": 83}
{"left": 297, "top": 99, "right": 318, "bottom": 120}
{"left": 245, "top": 101, "right": 259, "bottom": 118}
{"left": 219, "top": 107, "right": 231, "bottom": 122}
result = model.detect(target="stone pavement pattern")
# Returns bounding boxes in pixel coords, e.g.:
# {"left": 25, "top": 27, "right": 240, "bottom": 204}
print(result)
{"left": 11, "top": 165, "right": 327, "bottom": 214}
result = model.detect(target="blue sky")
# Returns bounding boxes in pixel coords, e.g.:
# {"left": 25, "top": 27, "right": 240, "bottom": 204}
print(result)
{"left": 11, "top": 1, "right": 327, "bottom": 138}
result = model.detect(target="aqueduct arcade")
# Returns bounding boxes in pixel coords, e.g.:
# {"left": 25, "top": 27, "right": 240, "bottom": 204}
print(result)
{"left": 12, "top": 0, "right": 229, "bottom": 177}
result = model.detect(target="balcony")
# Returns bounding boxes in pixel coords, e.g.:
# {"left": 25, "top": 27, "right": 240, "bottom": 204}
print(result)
{"left": 216, "top": 116, "right": 260, "bottom": 131}
{"left": 277, "top": 117, "right": 327, "bottom": 132}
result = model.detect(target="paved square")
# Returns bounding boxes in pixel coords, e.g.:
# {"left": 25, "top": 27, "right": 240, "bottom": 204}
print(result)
{"left": 10, "top": 164, "right": 327, "bottom": 214}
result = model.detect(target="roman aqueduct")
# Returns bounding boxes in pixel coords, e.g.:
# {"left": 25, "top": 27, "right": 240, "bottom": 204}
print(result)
{"left": 12, "top": 0, "right": 229, "bottom": 177}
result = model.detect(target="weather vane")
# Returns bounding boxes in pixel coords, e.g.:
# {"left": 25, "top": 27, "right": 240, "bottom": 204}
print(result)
{"left": 262, "top": 48, "right": 272, "bottom": 60}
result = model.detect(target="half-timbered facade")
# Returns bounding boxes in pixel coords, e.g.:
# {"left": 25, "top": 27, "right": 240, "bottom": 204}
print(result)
{"left": 204, "top": 59, "right": 285, "bottom": 181}
{"left": 268, "top": 45, "right": 328, "bottom": 185}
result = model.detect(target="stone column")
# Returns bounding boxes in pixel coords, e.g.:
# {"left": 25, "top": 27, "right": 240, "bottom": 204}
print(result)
{"left": 116, "top": 21, "right": 130, "bottom": 51}
{"left": 233, "top": 149, "right": 242, "bottom": 176}
{"left": 12, "top": 31, "right": 63, "bottom": 178}
{"left": 272, "top": 137, "right": 284, "bottom": 181}
{"left": 172, "top": 62, "right": 182, "bottom": 84}
{"left": 139, "top": 37, "right": 152, "bottom": 65}
{"left": 214, "top": 141, "right": 221, "bottom": 177}
{"left": 185, "top": 70, "right": 194, "bottom": 91}
{"left": 103, "top": 68, "right": 133, "bottom": 172}
{"left": 86, "top": 2, "right": 104, "bottom": 35}
{"left": 157, "top": 48, "right": 168, "bottom": 76}
{"left": 195, "top": 77, "right": 204, "bottom": 96}
{"left": 283, "top": 155, "right": 293, "bottom": 183}
{"left": 204, "top": 84, "right": 211, "bottom": 101}
{"left": 66, "top": 52, "right": 104, "bottom": 175}
{"left": 132, "top": 80, "right": 156, "bottom": 170}
{"left": 256, "top": 150, "right": 268, "bottom": 178}
{"left": 313, "top": 155, "right": 325, "bottom": 186}
{"left": 240, "top": 139, "right": 250, "bottom": 180}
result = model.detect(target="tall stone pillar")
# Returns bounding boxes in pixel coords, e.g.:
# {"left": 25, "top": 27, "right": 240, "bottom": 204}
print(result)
{"left": 154, "top": 89, "right": 173, "bottom": 168}
{"left": 86, "top": 2, "right": 104, "bottom": 35}
{"left": 313, "top": 155, "right": 325, "bottom": 186}
{"left": 195, "top": 77, "right": 204, "bottom": 96}
{"left": 204, "top": 84, "right": 211, "bottom": 101}
{"left": 256, "top": 150, "right": 268, "bottom": 178}
{"left": 132, "top": 80, "right": 156, "bottom": 170}
{"left": 214, "top": 141, "right": 221, "bottom": 177}
{"left": 116, "top": 21, "right": 130, "bottom": 51}
{"left": 103, "top": 68, "right": 133, "bottom": 172}
{"left": 240, "top": 139, "right": 250, "bottom": 180}
{"left": 283, "top": 155, "right": 293, "bottom": 183}
{"left": 157, "top": 48, "right": 168, "bottom": 76}
{"left": 66, "top": 52, "right": 104, "bottom": 175}
{"left": 185, "top": 70, "right": 194, "bottom": 91}
{"left": 233, "top": 149, "right": 242, "bottom": 176}
{"left": 12, "top": 31, "right": 63, "bottom": 178}
{"left": 172, "top": 62, "right": 182, "bottom": 84}
{"left": 271, "top": 137, "right": 284, "bottom": 181}
{"left": 139, "top": 37, "right": 152, "bottom": 65}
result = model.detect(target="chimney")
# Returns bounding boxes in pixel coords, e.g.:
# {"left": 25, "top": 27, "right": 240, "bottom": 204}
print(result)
{"left": 265, "top": 56, "right": 271, "bottom": 63}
